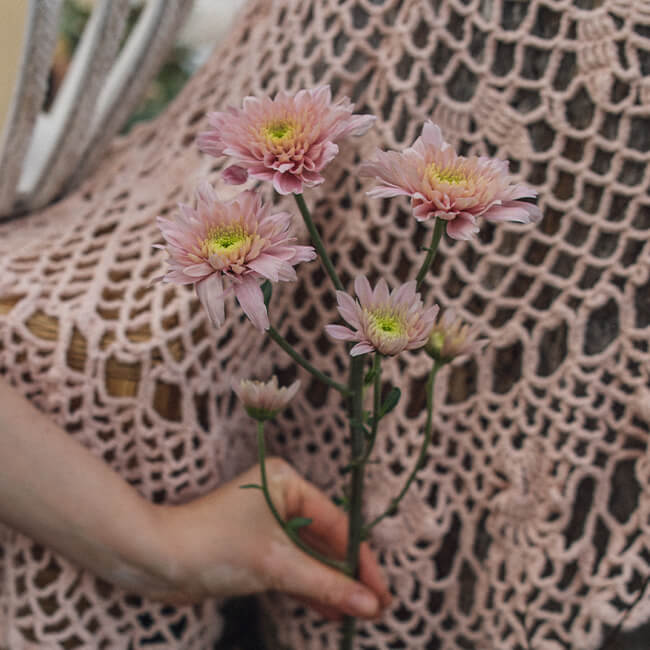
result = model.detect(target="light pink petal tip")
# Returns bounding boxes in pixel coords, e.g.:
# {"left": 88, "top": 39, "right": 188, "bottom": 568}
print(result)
{"left": 223, "top": 165, "right": 249, "bottom": 185}
{"left": 325, "top": 324, "right": 358, "bottom": 341}
{"left": 196, "top": 274, "right": 225, "bottom": 328}
{"left": 235, "top": 278, "right": 269, "bottom": 331}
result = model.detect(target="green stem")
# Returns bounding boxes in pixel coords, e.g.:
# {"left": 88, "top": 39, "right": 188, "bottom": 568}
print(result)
{"left": 267, "top": 326, "right": 350, "bottom": 395}
{"left": 415, "top": 218, "right": 445, "bottom": 291}
{"left": 294, "top": 193, "right": 344, "bottom": 292}
{"left": 340, "top": 355, "right": 366, "bottom": 650}
{"left": 362, "top": 360, "right": 441, "bottom": 535}
{"left": 256, "top": 422, "right": 348, "bottom": 573}
{"left": 359, "top": 354, "right": 381, "bottom": 465}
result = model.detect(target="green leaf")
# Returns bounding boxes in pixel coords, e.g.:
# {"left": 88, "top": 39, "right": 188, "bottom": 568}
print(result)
{"left": 261, "top": 280, "right": 273, "bottom": 308}
{"left": 286, "top": 517, "right": 312, "bottom": 531}
{"left": 379, "top": 387, "right": 401, "bottom": 418}
{"left": 239, "top": 483, "right": 263, "bottom": 490}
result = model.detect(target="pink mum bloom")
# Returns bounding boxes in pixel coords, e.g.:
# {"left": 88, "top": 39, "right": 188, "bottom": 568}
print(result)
{"left": 425, "top": 309, "right": 487, "bottom": 363}
{"left": 325, "top": 276, "right": 439, "bottom": 356}
{"left": 233, "top": 376, "right": 301, "bottom": 422}
{"left": 360, "top": 121, "right": 542, "bottom": 240}
{"left": 198, "top": 85, "right": 375, "bottom": 195}
{"left": 156, "top": 183, "right": 315, "bottom": 330}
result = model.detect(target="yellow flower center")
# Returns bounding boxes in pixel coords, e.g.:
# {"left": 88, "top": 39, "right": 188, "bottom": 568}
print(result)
{"left": 263, "top": 120, "right": 295, "bottom": 142}
{"left": 367, "top": 310, "right": 405, "bottom": 338}
{"left": 427, "top": 162, "right": 467, "bottom": 186}
{"left": 206, "top": 225, "right": 250, "bottom": 255}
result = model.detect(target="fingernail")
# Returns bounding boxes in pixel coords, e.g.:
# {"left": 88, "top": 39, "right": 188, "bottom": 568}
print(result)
{"left": 347, "top": 590, "right": 378, "bottom": 617}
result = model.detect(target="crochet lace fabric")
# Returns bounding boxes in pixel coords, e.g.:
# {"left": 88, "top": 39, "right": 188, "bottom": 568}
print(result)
{"left": 1, "top": 0, "right": 649, "bottom": 648}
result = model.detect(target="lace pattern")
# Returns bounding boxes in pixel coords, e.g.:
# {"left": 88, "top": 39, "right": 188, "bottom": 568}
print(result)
{"left": 0, "top": 0, "right": 649, "bottom": 648}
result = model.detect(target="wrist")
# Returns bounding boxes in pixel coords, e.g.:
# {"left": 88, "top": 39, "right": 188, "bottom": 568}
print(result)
{"left": 130, "top": 501, "right": 201, "bottom": 604}
{"left": 149, "top": 478, "right": 271, "bottom": 603}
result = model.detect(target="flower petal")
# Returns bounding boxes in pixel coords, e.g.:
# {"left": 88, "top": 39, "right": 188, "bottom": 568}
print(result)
{"left": 235, "top": 279, "right": 269, "bottom": 330}
{"left": 325, "top": 324, "right": 358, "bottom": 341}
{"left": 273, "top": 172, "right": 304, "bottom": 195}
{"left": 482, "top": 200, "right": 543, "bottom": 224}
{"left": 350, "top": 342, "right": 375, "bottom": 356}
{"left": 420, "top": 121, "right": 446, "bottom": 149}
{"left": 184, "top": 262, "right": 213, "bottom": 278}
{"left": 354, "top": 275, "right": 373, "bottom": 307}
{"left": 336, "top": 291, "right": 361, "bottom": 328}
{"left": 374, "top": 278, "right": 390, "bottom": 305}
{"left": 196, "top": 274, "right": 225, "bottom": 328}
{"left": 246, "top": 253, "right": 289, "bottom": 282}
{"left": 446, "top": 215, "right": 480, "bottom": 240}
{"left": 223, "top": 165, "right": 249, "bottom": 185}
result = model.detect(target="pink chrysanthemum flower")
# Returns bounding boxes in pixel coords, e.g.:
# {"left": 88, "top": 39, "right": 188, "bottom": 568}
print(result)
{"left": 156, "top": 183, "right": 315, "bottom": 330}
{"left": 233, "top": 376, "right": 301, "bottom": 422}
{"left": 425, "top": 309, "right": 487, "bottom": 363}
{"left": 197, "top": 85, "right": 375, "bottom": 195}
{"left": 359, "top": 121, "right": 542, "bottom": 240}
{"left": 325, "top": 276, "right": 439, "bottom": 356}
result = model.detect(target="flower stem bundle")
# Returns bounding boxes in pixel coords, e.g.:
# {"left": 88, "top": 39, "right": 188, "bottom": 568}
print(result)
{"left": 156, "top": 84, "right": 541, "bottom": 649}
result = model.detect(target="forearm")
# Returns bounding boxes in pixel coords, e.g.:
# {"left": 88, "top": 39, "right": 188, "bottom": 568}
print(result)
{"left": 0, "top": 378, "right": 389, "bottom": 616}
{"left": 0, "top": 377, "right": 173, "bottom": 599}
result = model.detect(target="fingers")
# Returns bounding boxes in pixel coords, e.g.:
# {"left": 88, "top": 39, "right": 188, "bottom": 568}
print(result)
{"left": 266, "top": 543, "right": 380, "bottom": 619}
{"left": 359, "top": 544, "right": 392, "bottom": 608}
{"left": 284, "top": 476, "right": 349, "bottom": 557}
{"left": 297, "top": 597, "right": 343, "bottom": 622}
{"left": 283, "top": 473, "right": 392, "bottom": 608}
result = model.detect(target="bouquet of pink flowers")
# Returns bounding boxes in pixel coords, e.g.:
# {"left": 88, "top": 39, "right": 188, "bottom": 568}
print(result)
{"left": 155, "top": 85, "right": 541, "bottom": 649}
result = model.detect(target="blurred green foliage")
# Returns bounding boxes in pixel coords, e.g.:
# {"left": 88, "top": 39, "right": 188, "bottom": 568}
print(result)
{"left": 59, "top": 0, "right": 194, "bottom": 133}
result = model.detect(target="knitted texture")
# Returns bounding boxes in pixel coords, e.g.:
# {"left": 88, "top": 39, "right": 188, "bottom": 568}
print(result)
{"left": 1, "top": 0, "right": 649, "bottom": 648}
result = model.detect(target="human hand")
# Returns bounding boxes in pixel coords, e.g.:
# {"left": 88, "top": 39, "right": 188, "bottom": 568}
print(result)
{"left": 155, "top": 458, "right": 392, "bottom": 620}
{"left": 0, "top": 378, "right": 389, "bottom": 620}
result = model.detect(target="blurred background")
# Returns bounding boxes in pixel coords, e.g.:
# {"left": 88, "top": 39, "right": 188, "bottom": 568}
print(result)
{"left": 50, "top": 0, "right": 244, "bottom": 131}
{"left": 0, "top": 0, "right": 246, "bottom": 219}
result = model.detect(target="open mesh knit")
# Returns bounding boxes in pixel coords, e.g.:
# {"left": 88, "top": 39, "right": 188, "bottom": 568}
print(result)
{"left": 1, "top": 0, "right": 650, "bottom": 648}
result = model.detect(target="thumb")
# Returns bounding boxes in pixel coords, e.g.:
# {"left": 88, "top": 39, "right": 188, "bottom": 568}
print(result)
{"left": 269, "top": 547, "right": 380, "bottom": 619}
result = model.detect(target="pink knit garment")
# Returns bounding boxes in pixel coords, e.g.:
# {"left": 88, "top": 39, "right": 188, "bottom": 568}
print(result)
{"left": 0, "top": 1, "right": 649, "bottom": 649}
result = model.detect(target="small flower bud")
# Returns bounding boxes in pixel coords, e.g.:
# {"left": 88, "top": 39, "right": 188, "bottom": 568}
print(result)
{"left": 233, "top": 376, "right": 301, "bottom": 422}
{"left": 425, "top": 309, "right": 486, "bottom": 363}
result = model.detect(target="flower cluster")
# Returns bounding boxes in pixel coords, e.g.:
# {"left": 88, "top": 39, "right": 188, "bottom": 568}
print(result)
{"left": 158, "top": 87, "right": 541, "bottom": 337}
{"left": 154, "top": 86, "right": 542, "bottom": 643}
{"left": 157, "top": 85, "right": 541, "bottom": 373}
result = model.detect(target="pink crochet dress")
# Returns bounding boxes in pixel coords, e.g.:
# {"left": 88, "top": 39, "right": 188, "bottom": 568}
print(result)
{"left": 1, "top": 1, "right": 649, "bottom": 648}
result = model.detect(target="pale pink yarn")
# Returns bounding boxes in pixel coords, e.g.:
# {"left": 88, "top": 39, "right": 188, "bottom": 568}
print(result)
{"left": 0, "top": 1, "right": 649, "bottom": 649}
